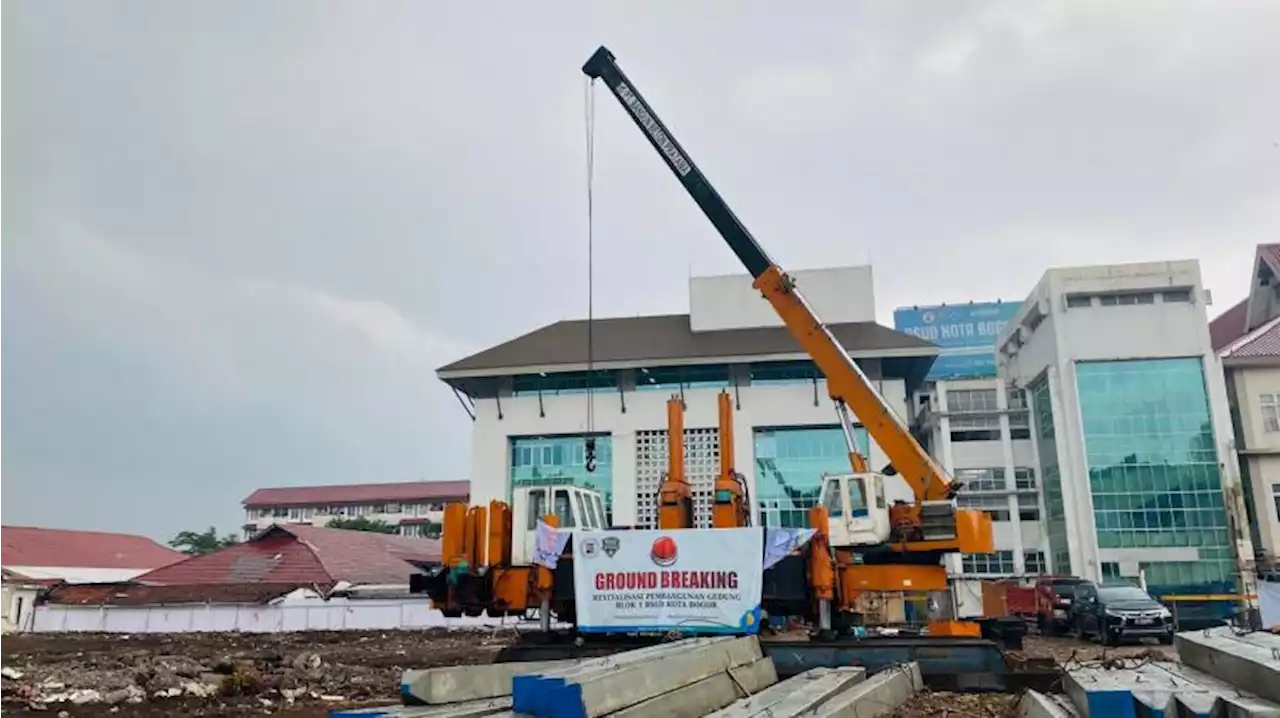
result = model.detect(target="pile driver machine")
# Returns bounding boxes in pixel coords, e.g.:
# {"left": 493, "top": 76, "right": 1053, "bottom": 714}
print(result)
{"left": 416, "top": 46, "right": 994, "bottom": 641}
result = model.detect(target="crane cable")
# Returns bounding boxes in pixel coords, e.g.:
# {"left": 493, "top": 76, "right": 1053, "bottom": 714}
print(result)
{"left": 583, "top": 77, "right": 599, "bottom": 473}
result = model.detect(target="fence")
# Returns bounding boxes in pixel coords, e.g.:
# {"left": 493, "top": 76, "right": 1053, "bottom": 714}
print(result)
{"left": 29, "top": 598, "right": 511, "bottom": 634}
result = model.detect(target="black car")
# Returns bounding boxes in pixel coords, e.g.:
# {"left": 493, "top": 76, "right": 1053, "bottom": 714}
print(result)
{"left": 1071, "top": 582, "right": 1174, "bottom": 645}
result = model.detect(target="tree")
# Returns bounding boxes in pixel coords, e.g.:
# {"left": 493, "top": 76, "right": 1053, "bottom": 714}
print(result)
{"left": 169, "top": 526, "right": 240, "bottom": 556}
{"left": 326, "top": 516, "right": 398, "bottom": 534}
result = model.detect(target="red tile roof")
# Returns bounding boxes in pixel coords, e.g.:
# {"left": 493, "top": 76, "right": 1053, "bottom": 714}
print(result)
{"left": 1222, "top": 316, "right": 1280, "bottom": 362}
{"left": 1, "top": 526, "right": 185, "bottom": 570}
{"left": 242, "top": 481, "right": 469, "bottom": 508}
{"left": 135, "top": 524, "right": 440, "bottom": 589}
{"left": 1210, "top": 298, "right": 1249, "bottom": 352}
{"left": 44, "top": 582, "right": 303, "bottom": 606}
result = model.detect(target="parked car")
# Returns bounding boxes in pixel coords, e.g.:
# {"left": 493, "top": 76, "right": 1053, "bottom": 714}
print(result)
{"left": 1034, "top": 575, "right": 1088, "bottom": 635}
{"left": 1070, "top": 582, "right": 1174, "bottom": 645}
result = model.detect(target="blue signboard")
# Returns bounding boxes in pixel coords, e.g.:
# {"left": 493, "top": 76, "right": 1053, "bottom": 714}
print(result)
{"left": 893, "top": 302, "right": 1020, "bottom": 380}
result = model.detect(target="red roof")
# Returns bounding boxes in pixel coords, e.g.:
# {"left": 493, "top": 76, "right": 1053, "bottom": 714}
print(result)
{"left": 1, "top": 526, "right": 184, "bottom": 570}
{"left": 1210, "top": 298, "right": 1249, "bottom": 352}
{"left": 242, "top": 480, "right": 469, "bottom": 508}
{"left": 44, "top": 582, "right": 303, "bottom": 606}
{"left": 135, "top": 524, "right": 441, "bottom": 588}
{"left": 1222, "top": 316, "right": 1280, "bottom": 363}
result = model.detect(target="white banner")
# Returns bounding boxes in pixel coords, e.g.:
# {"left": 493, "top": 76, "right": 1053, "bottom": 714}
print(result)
{"left": 572, "top": 528, "right": 764, "bottom": 634}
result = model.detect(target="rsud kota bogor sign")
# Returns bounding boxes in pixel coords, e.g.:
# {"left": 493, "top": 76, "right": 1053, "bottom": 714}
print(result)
{"left": 572, "top": 528, "right": 764, "bottom": 634}
{"left": 893, "top": 301, "right": 1020, "bottom": 380}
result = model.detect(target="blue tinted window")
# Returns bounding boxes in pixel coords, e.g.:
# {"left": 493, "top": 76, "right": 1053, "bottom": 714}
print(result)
{"left": 750, "top": 361, "right": 821, "bottom": 386}
{"left": 1029, "top": 374, "right": 1071, "bottom": 575}
{"left": 635, "top": 364, "right": 731, "bottom": 391}
{"left": 753, "top": 426, "right": 870, "bottom": 528}
{"left": 509, "top": 435, "right": 613, "bottom": 519}
{"left": 1076, "top": 358, "right": 1234, "bottom": 604}
{"left": 511, "top": 371, "right": 617, "bottom": 396}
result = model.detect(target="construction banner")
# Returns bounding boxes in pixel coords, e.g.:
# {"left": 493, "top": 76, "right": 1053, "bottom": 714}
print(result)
{"left": 572, "top": 527, "right": 764, "bottom": 634}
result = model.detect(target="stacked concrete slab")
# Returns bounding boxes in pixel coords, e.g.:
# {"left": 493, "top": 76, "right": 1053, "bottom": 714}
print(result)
{"left": 1175, "top": 626, "right": 1280, "bottom": 705}
{"left": 1063, "top": 651, "right": 1280, "bottom": 717}
{"left": 333, "top": 639, "right": 925, "bottom": 718}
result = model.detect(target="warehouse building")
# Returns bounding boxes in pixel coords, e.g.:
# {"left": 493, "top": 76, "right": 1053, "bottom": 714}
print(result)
{"left": 437, "top": 266, "right": 938, "bottom": 530}
{"left": 895, "top": 303, "right": 1044, "bottom": 578}
{"left": 997, "top": 260, "right": 1252, "bottom": 602}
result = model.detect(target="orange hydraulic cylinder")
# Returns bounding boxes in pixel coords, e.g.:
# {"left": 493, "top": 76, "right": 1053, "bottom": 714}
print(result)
{"left": 807, "top": 506, "right": 835, "bottom": 602}
{"left": 487, "top": 500, "right": 511, "bottom": 567}
{"left": 468, "top": 506, "right": 488, "bottom": 568}
{"left": 659, "top": 396, "right": 694, "bottom": 529}
{"left": 441, "top": 503, "right": 468, "bottom": 568}
{"left": 713, "top": 391, "right": 749, "bottom": 528}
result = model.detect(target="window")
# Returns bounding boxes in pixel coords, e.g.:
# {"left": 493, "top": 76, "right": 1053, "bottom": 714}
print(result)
{"left": 950, "top": 415, "right": 1001, "bottom": 442}
{"left": 553, "top": 489, "right": 575, "bottom": 528}
{"left": 956, "top": 494, "right": 1010, "bottom": 521}
{"left": 1099, "top": 293, "right": 1155, "bottom": 306}
{"left": 1018, "top": 493, "right": 1040, "bottom": 521}
{"left": 385, "top": 503, "right": 401, "bottom": 514}
{"left": 962, "top": 550, "right": 1016, "bottom": 575}
{"left": 754, "top": 426, "right": 870, "bottom": 528}
{"left": 750, "top": 360, "right": 821, "bottom": 386}
{"left": 1024, "top": 551, "right": 1046, "bottom": 574}
{"left": 1014, "top": 468, "right": 1037, "bottom": 491}
{"left": 527, "top": 489, "right": 547, "bottom": 530}
{"left": 510, "top": 435, "right": 614, "bottom": 514}
{"left": 955, "top": 468, "right": 1006, "bottom": 492}
{"left": 1273, "top": 485, "right": 1280, "bottom": 520}
{"left": 512, "top": 370, "right": 617, "bottom": 396}
{"left": 1101, "top": 562, "right": 1122, "bottom": 580}
{"left": 1162, "top": 289, "right": 1192, "bottom": 303}
{"left": 1007, "top": 390, "right": 1028, "bottom": 411}
{"left": 1076, "top": 358, "right": 1234, "bottom": 598}
{"left": 636, "top": 364, "right": 731, "bottom": 391}
{"left": 1066, "top": 295, "right": 1092, "bottom": 308}
{"left": 948, "top": 389, "right": 999, "bottom": 413}
{"left": 1262, "top": 394, "right": 1280, "bottom": 433}
{"left": 370, "top": 504, "right": 387, "bottom": 514}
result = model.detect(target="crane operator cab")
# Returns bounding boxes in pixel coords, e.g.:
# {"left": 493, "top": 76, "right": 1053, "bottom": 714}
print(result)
{"left": 818, "top": 473, "right": 892, "bottom": 548}
{"left": 510, "top": 484, "right": 607, "bottom": 566}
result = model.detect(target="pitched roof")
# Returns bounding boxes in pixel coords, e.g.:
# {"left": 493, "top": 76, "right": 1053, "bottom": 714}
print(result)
{"left": 437, "top": 314, "right": 937, "bottom": 377}
{"left": 1, "top": 526, "right": 184, "bottom": 570}
{"left": 1221, "top": 315, "right": 1280, "bottom": 365}
{"left": 44, "top": 582, "right": 302, "bottom": 606}
{"left": 1210, "top": 299, "right": 1249, "bottom": 352}
{"left": 135, "top": 524, "right": 440, "bottom": 588}
{"left": 242, "top": 480, "right": 469, "bottom": 508}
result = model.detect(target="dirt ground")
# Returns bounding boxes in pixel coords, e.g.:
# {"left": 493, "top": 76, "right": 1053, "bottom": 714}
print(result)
{"left": 1, "top": 628, "right": 514, "bottom": 716}
{"left": 0, "top": 630, "right": 1178, "bottom": 717}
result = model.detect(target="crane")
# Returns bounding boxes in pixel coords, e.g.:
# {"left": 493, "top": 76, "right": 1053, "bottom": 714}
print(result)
{"left": 581, "top": 46, "right": 990, "bottom": 559}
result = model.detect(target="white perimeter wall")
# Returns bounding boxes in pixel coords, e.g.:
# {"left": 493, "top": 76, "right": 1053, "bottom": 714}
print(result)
{"left": 29, "top": 599, "right": 514, "bottom": 634}
{"left": 470, "top": 379, "right": 912, "bottom": 528}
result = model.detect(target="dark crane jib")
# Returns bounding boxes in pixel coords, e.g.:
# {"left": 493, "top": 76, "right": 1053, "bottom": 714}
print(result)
{"left": 582, "top": 46, "right": 960, "bottom": 504}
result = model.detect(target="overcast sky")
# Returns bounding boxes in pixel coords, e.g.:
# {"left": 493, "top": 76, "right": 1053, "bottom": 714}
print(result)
{"left": 4, "top": 1, "right": 1278, "bottom": 541}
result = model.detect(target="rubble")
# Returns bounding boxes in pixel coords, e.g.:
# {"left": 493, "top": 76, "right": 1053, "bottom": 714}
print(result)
{"left": 1, "top": 628, "right": 511, "bottom": 714}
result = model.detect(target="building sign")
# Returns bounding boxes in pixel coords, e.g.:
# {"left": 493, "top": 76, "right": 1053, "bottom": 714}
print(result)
{"left": 572, "top": 528, "right": 764, "bottom": 634}
{"left": 893, "top": 302, "right": 1020, "bottom": 380}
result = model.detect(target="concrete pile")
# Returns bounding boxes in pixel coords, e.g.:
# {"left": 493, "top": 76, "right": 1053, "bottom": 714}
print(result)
{"left": 1061, "top": 627, "right": 1280, "bottom": 718}
{"left": 331, "top": 636, "right": 923, "bottom": 718}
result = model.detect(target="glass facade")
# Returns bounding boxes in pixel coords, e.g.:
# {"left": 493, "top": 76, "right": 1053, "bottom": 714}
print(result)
{"left": 1030, "top": 374, "right": 1071, "bottom": 575}
{"left": 636, "top": 364, "right": 731, "bottom": 391}
{"left": 753, "top": 425, "right": 871, "bottom": 527}
{"left": 1076, "top": 358, "right": 1234, "bottom": 601}
{"left": 509, "top": 435, "right": 614, "bottom": 520}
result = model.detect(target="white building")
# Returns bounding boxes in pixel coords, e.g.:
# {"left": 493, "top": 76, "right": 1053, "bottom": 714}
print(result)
{"left": 437, "top": 267, "right": 938, "bottom": 531}
{"left": 1212, "top": 244, "right": 1280, "bottom": 568}
{"left": 241, "top": 481, "right": 469, "bottom": 539}
{"left": 914, "top": 378, "right": 1044, "bottom": 577}
{"left": 996, "top": 260, "right": 1252, "bottom": 606}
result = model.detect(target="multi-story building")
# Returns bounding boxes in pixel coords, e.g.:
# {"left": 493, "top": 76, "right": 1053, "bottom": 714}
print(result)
{"left": 437, "top": 267, "right": 939, "bottom": 531}
{"left": 241, "top": 481, "right": 470, "bottom": 539}
{"left": 1212, "top": 244, "right": 1280, "bottom": 567}
{"left": 896, "top": 303, "right": 1043, "bottom": 578}
{"left": 996, "top": 260, "right": 1252, "bottom": 605}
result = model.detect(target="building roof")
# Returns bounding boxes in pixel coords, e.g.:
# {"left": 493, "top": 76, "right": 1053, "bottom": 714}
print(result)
{"left": 1, "top": 526, "right": 184, "bottom": 570}
{"left": 242, "top": 480, "right": 469, "bottom": 508}
{"left": 43, "top": 582, "right": 304, "bottom": 606}
{"left": 437, "top": 313, "right": 937, "bottom": 379}
{"left": 134, "top": 524, "right": 440, "bottom": 588}
{"left": 1221, "top": 315, "right": 1280, "bottom": 366}
{"left": 1210, "top": 298, "right": 1249, "bottom": 352}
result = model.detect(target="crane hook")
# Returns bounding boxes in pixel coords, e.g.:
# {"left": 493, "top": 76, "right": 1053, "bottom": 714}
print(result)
{"left": 585, "top": 437, "right": 598, "bottom": 473}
